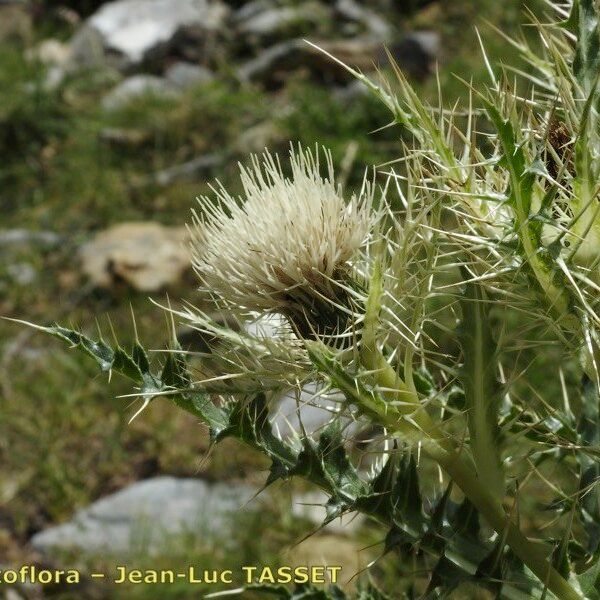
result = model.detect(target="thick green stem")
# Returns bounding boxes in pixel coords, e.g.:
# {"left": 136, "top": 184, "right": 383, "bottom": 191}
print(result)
{"left": 360, "top": 347, "right": 582, "bottom": 600}
{"left": 360, "top": 249, "right": 443, "bottom": 436}
{"left": 360, "top": 344, "right": 456, "bottom": 453}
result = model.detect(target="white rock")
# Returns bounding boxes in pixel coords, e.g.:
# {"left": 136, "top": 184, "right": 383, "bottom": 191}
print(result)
{"left": 79, "top": 222, "right": 191, "bottom": 291}
{"left": 236, "top": 37, "right": 382, "bottom": 85}
{"left": 71, "top": 0, "right": 229, "bottom": 70}
{"left": 30, "top": 477, "right": 257, "bottom": 555}
{"left": 234, "top": 120, "right": 282, "bottom": 154}
{"left": 236, "top": 39, "right": 304, "bottom": 83}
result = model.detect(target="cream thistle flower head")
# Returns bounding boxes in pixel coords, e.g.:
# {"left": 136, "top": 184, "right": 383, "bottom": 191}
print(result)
{"left": 191, "top": 145, "right": 373, "bottom": 339}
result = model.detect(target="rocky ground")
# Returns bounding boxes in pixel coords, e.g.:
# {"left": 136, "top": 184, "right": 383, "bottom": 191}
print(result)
{"left": 0, "top": 1, "right": 545, "bottom": 598}
{"left": 34, "top": 0, "right": 440, "bottom": 88}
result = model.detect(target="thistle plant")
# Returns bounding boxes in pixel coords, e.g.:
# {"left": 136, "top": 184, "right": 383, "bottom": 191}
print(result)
{"left": 17, "top": 1, "right": 600, "bottom": 598}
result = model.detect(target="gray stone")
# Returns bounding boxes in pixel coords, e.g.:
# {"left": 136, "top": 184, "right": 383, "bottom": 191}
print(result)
{"left": 30, "top": 477, "right": 256, "bottom": 555}
{"left": 237, "top": 37, "right": 385, "bottom": 86}
{"left": 238, "top": 7, "right": 298, "bottom": 37}
{"left": 7, "top": 262, "right": 37, "bottom": 286}
{"left": 69, "top": 0, "right": 229, "bottom": 71}
{"left": 237, "top": 39, "right": 304, "bottom": 84}
{"left": 164, "top": 61, "right": 214, "bottom": 90}
{"left": 0, "top": 229, "right": 61, "bottom": 249}
{"left": 407, "top": 30, "right": 440, "bottom": 58}
{"left": 152, "top": 153, "right": 223, "bottom": 186}
{"left": 102, "top": 75, "right": 178, "bottom": 110}
{"left": 43, "top": 65, "right": 67, "bottom": 91}
{"left": 335, "top": 0, "right": 392, "bottom": 41}
{"left": 236, "top": 3, "right": 330, "bottom": 41}
{"left": 332, "top": 79, "right": 369, "bottom": 104}
{"left": 238, "top": 28, "right": 440, "bottom": 85}
{"left": 69, "top": 24, "right": 107, "bottom": 70}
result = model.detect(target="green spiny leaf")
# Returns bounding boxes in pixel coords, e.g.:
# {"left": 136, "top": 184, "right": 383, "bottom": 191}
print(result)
{"left": 420, "top": 484, "right": 453, "bottom": 555}
{"left": 578, "top": 554, "right": 600, "bottom": 599}
{"left": 218, "top": 393, "right": 298, "bottom": 475}
{"left": 20, "top": 323, "right": 117, "bottom": 375}
{"left": 476, "top": 542, "right": 531, "bottom": 598}
{"left": 112, "top": 346, "right": 144, "bottom": 382}
{"left": 132, "top": 341, "right": 151, "bottom": 374}
{"left": 358, "top": 450, "right": 426, "bottom": 543}
{"left": 292, "top": 419, "right": 364, "bottom": 503}
{"left": 161, "top": 347, "right": 190, "bottom": 389}
{"left": 450, "top": 497, "right": 481, "bottom": 543}
{"left": 577, "top": 376, "right": 600, "bottom": 554}
{"left": 483, "top": 102, "right": 533, "bottom": 219}
{"left": 425, "top": 555, "right": 468, "bottom": 598}
{"left": 390, "top": 452, "right": 423, "bottom": 530}
{"left": 14, "top": 321, "right": 224, "bottom": 435}
{"left": 356, "top": 449, "right": 400, "bottom": 521}
{"left": 186, "top": 392, "right": 229, "bottom": 437}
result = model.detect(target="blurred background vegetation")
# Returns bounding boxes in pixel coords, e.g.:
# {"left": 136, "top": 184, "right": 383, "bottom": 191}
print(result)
{"left": 0, "top": 1, "right": 551, "bottom": 598}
